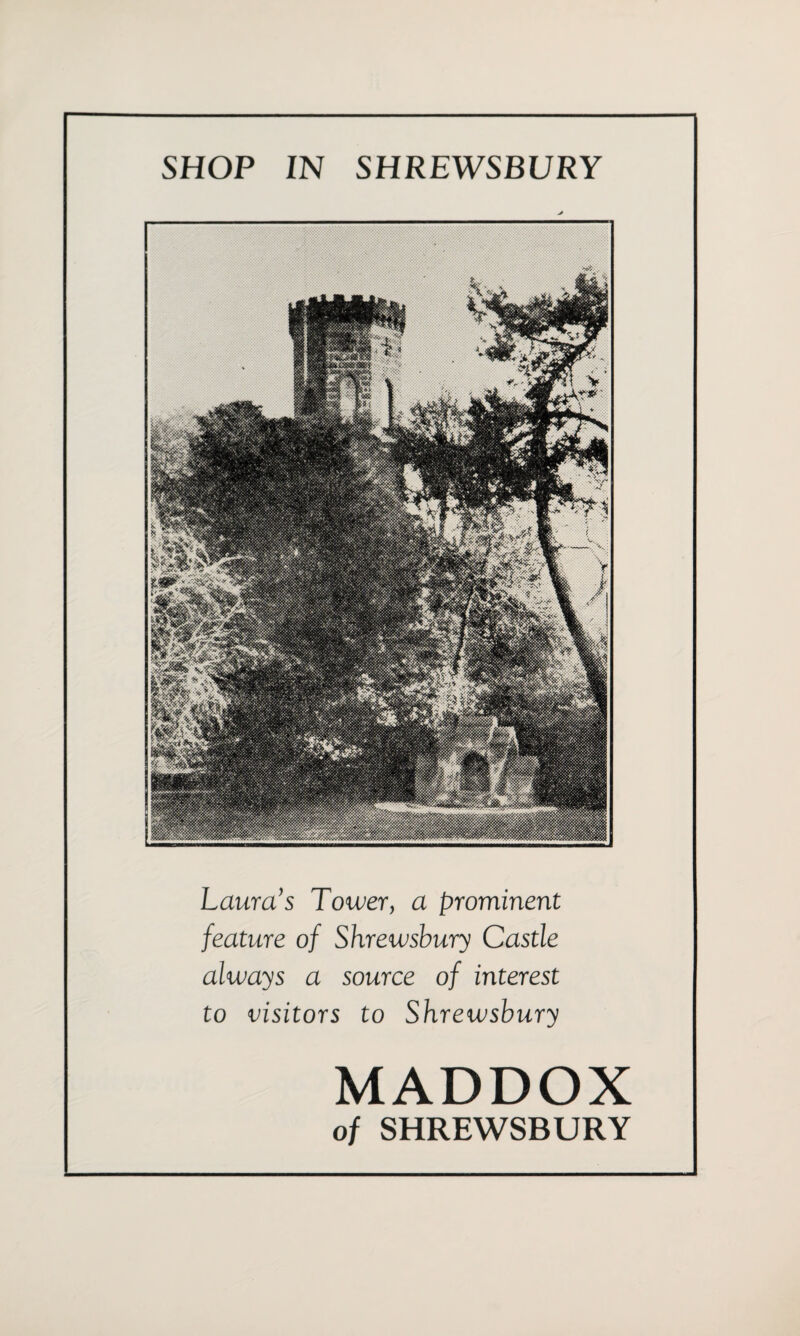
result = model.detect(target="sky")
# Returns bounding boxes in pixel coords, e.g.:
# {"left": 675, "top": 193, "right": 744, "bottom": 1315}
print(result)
{"left": 146, "top": 221, "right": 609, "bottom": 419}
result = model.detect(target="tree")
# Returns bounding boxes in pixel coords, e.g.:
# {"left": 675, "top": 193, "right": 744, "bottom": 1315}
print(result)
{"left": 184, "top": 403, "right": 425, "bottom": 687}
{"left": 178, "top": 403, "right": 434, "bottom": 802}
{"left": 150, "top": 407, "right": 198, "bottom": 484}
{"left": 393, "top": 393, "right": 568, "bottom": 721}
{"left": 467, "top": 268, "right": 609, "bottom": 716}
{"left": 149, "top": 503, "right": 260, "bottom": 774}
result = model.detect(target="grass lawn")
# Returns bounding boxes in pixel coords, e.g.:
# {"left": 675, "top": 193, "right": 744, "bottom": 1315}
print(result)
{"left": 150, "top": 792, "right": 607, "bottom": 844}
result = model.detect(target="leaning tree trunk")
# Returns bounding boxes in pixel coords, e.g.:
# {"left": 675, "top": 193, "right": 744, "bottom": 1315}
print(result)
{"left": 532, "top": 410, "right": 607, "bottom": 719}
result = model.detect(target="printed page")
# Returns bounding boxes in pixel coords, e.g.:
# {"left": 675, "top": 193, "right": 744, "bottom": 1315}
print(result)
{"left": 64, "top": 114, "right": 694, "bottom": 1176}
{"left": 1, "top": 2, "right": 797, "bottom": 1332}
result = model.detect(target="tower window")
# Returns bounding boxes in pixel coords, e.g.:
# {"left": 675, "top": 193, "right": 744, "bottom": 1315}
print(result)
{"left": 302, "top": 387, "right": 317, "bottom": 415}
{"left": 340, "top": 375, "right": 358, "bottom": 423}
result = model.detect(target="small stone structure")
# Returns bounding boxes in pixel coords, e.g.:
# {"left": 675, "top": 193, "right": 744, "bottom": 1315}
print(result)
{"left": 415, "top": 715, "right": 541, "bottom": 807}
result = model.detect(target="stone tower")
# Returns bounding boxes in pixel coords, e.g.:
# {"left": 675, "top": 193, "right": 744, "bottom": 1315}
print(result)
{"left": 288, "top": 294, "right": 405, "bottom": 430}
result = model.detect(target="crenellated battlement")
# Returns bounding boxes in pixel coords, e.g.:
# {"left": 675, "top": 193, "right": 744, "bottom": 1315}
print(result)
{"left": 289, "top": 294, "right": 406, "bottom": 334}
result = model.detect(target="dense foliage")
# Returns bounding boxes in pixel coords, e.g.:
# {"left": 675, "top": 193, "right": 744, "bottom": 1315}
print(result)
{"left": 149, "top": 270, "right": 609, "bottom": 810}
{"left": 151, "top": 405, "right": 440, "bottom": 802}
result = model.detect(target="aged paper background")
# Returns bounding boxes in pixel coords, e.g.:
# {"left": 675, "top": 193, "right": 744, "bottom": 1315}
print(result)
{"left": 1, "top": 0, "right": 797, "bottom": 1331}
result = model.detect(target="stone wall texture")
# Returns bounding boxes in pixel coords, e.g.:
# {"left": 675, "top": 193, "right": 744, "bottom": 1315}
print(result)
{"left": 289, "top": 295, "right": 405, "bottom": 428}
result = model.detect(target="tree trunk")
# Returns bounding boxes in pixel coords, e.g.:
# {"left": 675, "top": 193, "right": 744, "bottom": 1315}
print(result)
{"left": 531, "top": 406, "right": 607, "bottom": 719}
{"left": 451, "top": 583, "right": 476, "bottom": 714}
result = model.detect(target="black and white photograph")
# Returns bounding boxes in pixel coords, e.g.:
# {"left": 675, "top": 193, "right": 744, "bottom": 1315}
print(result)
{"left": 147, "top": 221, "right": 611, "bottom": 844}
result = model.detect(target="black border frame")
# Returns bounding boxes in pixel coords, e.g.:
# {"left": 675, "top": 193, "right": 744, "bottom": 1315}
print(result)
{"left": 63, "top": 111, "right": 697, "bottom": 1178}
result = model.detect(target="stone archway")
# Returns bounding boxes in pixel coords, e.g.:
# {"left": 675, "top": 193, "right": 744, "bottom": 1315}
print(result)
{"left": 461, "top": 751, "right": 490, "bottom": 796}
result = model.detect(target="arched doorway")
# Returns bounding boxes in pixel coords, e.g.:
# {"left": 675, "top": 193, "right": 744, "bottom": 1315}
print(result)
{"left": 340, "top": 375, "right": 358, "bottom": 422}
{"left": 461, "top": 751, "right": 490, "bottom": 796}
{"left": 380, "top": 378, "right": 394, "bottom": 429}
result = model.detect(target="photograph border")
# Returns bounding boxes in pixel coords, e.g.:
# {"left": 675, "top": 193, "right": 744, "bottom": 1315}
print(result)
{"left": 63, "top": 111, "right": 697, "bottom": 1178}
{"left": 143, "top": 217, "right": 614, "bottom": 850}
